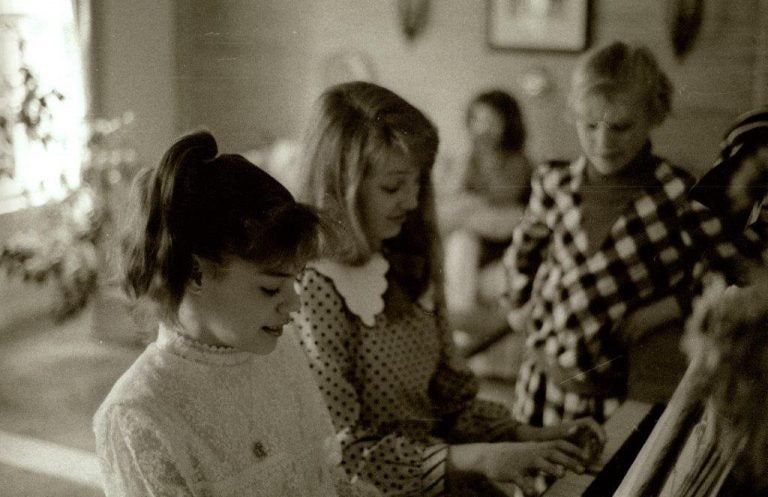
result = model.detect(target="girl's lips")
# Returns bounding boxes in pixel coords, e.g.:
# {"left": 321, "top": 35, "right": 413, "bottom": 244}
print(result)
{"left": 261, "top": 325, "right": 284, "bottom": 337}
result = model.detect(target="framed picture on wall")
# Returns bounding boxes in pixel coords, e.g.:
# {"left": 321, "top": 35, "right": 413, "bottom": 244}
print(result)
{"left": 487, "top": 0, "right": 590, "bottom": 52}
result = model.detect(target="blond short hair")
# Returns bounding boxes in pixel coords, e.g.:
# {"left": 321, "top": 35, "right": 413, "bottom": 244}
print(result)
{"left": 568, "top": 41, "right": 673, "bottom": 126}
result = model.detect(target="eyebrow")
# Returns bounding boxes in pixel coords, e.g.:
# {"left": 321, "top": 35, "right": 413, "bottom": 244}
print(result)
{"left": 260, "top": 270, "right": 295, "bottom": 278}
{"left": 382, "top": 169, "right": 419, "bottom": 179}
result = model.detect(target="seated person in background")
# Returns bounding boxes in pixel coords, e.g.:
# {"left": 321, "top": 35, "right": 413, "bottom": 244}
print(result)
{"left": 438, "top": 90, "right": 532, "bottom": 332}
{"left": 502, "top": 41, "right": 751, "bottom": 430}
{"left": 690, "top": 106, "right": 768, "bottom": 264}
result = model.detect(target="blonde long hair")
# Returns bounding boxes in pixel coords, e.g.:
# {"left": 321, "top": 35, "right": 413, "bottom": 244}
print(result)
{"left": 295, "top": 81, "right": 442, "bottom": 303}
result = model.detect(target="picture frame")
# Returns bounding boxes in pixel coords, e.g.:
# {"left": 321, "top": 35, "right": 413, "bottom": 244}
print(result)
{"left": 487, "top": 0, "right": 590, "bottom": 52}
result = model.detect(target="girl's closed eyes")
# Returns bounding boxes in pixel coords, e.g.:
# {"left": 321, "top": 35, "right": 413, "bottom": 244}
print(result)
{"left": 584, "top": 120, "right": 633, "bottom": 133}
{"left": 381, "top": 184, "right": 401, "bottom": 194}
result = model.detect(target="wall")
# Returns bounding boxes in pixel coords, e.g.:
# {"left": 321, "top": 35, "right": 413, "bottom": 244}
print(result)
{"left": 92, "top": 0, "right": 177, "bottom": 169}
{"left": 176, "top": 0, "right": 765, "bottom": 176}
{"left": 301, "top": 0, "right": 763, "bottom": 174}
{"left": 174, "top": 0, "right": 314, "bottom": 153}
{"left": 301, "top": 0, "right": 581, "bottom": 166}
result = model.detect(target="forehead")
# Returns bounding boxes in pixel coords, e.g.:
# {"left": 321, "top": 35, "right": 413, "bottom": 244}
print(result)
{"left": 471, "top": 102, "right": 499, "bottom": 116}
{"left": 366, "top": 151, "right": 420, "bottom": 180}
{"left": 224, "top": 255, "right": 304, "bottom": 277}
{"left": 575, "top": 89, "right": 644, "bottom": 122}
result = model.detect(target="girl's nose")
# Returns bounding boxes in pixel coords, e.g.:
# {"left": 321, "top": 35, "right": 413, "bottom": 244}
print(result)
{"left": 279, "top": 283, "right": 301, "bottom": 315}
{"left": 401, "top": 181, "right": 420, "bottom": 211}
{"left": 594, "top": 124, "right": 610, "bottom": 150}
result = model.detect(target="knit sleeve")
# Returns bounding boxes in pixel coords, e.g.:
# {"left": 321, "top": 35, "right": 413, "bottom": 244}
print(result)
{"left": 501, "top": 162, "right": 555, "bottom": 307}
{"left": 95, "top": 405, "right": 193, "bottom": 497}
{"left": 292, "top": 268, "right": 449, "bottom": 496}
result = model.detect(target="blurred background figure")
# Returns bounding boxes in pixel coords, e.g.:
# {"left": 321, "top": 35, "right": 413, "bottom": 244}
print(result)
{"left": 438, "top": 89, "right": 532, "bottom": 334}
{"left": 690, "top": 107, "right": 768, "bottom": 265}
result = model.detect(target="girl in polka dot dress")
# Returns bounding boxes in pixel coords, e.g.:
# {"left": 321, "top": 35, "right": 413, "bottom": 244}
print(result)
{"left": 291, "top": 82, "right": 603, "bottom": 496}
{"left": 93, "top": 131, "right": 377, "bottom": 496}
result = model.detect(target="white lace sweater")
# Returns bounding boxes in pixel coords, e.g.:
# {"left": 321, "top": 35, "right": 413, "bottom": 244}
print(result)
{"left": 93, "top": 325, "right": 351, "bottom": 497}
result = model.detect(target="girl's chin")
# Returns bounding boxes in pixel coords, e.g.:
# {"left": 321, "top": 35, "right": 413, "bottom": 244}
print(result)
{"left": 373, "top": 227, "right": 403, "bottom": 246}
{"left": 592, "top": 161, "right": 630, "bottom": 176}
{"left": 243, "top": 341, "right": 278, "bottom": 356}
{"left": 238, "top": 334, "right": 280, "bottom": 355}
{"left": 387, "top": 222, "right": 406, "bottom": 236}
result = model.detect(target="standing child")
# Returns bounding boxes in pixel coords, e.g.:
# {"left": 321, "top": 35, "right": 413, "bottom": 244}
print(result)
{"left": 503, "top": 41, "right": 750, "bottom": 429}
{"left": 292, "top": 81, "right": 603, "bottom": 497}
{"left": 93, "top": 131, "right": 372, "bottom": 496}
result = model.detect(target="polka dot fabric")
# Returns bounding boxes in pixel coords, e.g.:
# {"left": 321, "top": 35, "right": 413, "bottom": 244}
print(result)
{"left": 292, "top": 266, "right": 520, "bottom": 496}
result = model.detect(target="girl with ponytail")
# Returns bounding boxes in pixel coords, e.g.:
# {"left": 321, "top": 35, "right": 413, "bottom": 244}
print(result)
{"left": 94, "top": 131, "right": 378, "bottom": 496}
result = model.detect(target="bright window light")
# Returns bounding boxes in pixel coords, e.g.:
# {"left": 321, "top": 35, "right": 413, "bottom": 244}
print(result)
{"left": 0, "top": 0, "right": 85, "bottom": 214}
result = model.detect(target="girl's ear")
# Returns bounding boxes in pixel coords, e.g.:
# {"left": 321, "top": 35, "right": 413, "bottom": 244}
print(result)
{"left": 189, "top": 255, "right": 204, "bottom": 293}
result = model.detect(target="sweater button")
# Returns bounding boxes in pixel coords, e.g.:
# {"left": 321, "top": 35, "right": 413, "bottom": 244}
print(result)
{"left": 253, "top": 441, "right": 268, "bottom": 459}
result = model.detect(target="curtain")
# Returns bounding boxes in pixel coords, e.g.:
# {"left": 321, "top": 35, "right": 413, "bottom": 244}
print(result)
{"left": 71, "top": 0, "right": 94, "bottom": 116}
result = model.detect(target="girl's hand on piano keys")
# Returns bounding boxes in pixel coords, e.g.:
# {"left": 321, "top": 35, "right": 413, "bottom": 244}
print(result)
{"left": 562, "top": 418, "right": 606, "bottom": 447}
{"left": 563, "top": 420, "right": 606, "bottom": 471}
{"left": 513, "top": 418, "right": 606, "bottom": 470}
{"left": 511, "top": 417, "right": 605, "bottom": 444}
{"left": 449, "top": 440, "right": 586, "bottom": 495}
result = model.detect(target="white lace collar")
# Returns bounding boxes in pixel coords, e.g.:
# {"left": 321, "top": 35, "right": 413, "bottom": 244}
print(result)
{"left": 308, "top": 253, "right": 434, "bottom": 327}
{"left": 156, "top": 324, "right": 254, "bottom": 366}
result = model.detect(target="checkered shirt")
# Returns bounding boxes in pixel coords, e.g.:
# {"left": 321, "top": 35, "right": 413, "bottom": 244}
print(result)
{"left": 503, "top": 155, "right": 743, "bottom": 398}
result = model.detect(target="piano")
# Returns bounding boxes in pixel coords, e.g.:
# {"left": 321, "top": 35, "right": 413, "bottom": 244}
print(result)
{"left": 544, "top": 400, "right": 663, "bottom": 497}
{"left": 544, "top": 352, "right": 737, "bottom": 497}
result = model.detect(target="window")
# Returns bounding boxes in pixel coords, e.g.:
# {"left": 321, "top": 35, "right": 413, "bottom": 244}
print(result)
{"left": 0, "top": 0, "right": 85, "bottom": 214}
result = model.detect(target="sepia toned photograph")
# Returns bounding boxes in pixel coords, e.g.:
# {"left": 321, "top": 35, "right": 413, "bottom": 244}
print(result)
{"left": 487, "top": 0, "right": 590, "bottom": 52}
{"left": 1, "top": 1, "right": 767, "bottom": 496}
